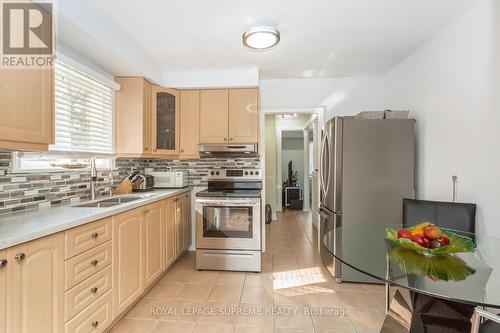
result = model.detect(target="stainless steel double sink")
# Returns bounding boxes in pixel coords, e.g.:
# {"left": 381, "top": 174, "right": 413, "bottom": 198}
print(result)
{"left": 72, "top": 195, "right": 150, "bottom": 208}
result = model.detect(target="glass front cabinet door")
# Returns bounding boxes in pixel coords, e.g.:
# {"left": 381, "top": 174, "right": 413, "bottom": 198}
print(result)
{"left": 151, "top": 86, "right": 180, "bottom": 155}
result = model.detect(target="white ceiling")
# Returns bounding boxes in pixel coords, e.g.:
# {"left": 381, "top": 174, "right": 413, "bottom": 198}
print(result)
{"left": 58, "top": 0, "right": 476, "bottom": 80}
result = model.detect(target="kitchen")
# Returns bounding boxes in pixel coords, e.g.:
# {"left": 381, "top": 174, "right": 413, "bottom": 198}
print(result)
{"left": 1, "top": 1, "right": 500, "bottom": 333}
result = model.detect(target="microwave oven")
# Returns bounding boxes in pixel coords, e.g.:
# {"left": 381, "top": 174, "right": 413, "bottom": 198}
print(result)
{"left": 151, "top": 171, "right": 188, "bottom": 188}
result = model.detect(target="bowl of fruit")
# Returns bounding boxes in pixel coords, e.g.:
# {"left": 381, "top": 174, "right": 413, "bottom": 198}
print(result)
{"left": 385, "top": 222, "right": 476, "bottom": 256}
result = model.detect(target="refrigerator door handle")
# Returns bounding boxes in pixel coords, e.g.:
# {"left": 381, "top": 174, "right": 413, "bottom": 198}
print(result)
{"left": 318, "top": 207, "right": 331, "bottom": 219}
{"left": 319, "top": 133, "right": 327, "bottom": 199}
{"left": 324, "top": 132, "right": 331, "bottom": 198}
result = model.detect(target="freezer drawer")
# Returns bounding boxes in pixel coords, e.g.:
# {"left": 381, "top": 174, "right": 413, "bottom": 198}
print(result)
{"left": 196, "top": 249, "right": 261, "bottom": 272}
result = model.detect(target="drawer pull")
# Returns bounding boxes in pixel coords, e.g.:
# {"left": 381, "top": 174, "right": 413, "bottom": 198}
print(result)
{"left": 15, "top": 253, "right": 25, "bottom": 262}
{"left": 0, "top": 259, "right": 7, "bottom": 268}
{"left": 90, "top": 321, "right": 99, "bottom": 328}
{"left": 90, "top": 260, "right": 98, "bottom": 266}
{"left": 90, "top": 287, "right": 98, "bottom": 294}
{"left": 91, "top": 232, "right": 99, "bottom": 239}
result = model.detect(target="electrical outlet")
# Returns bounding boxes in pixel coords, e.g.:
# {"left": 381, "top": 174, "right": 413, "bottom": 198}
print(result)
{"left": 452, "top": 175, "right": 458, "bottom": 183}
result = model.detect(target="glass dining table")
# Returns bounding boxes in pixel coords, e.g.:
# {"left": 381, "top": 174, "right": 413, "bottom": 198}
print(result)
{"left": 323, "top": 223, "right": 500, "bottom": 333}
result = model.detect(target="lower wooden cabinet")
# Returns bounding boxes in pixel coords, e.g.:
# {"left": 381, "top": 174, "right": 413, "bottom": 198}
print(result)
{"left": 0, "top": 250, "right": 6, "bottom": 333}
{"left": 113, "top": 207, "right": 144, "bottom": 315}
{"left": 143, "top": 201, "right": 164, "bottom": 288}
{"left": 6, "top": 233, "right": 64, "bottom": 333}
{"left": 164, "top": 197, "right": 176, "bottom": 268}
{"left": 182, "top": 192, "right": 192, "bottom": 251}
{"left": 64, "top": 291, "right": 113, "bottom": 333}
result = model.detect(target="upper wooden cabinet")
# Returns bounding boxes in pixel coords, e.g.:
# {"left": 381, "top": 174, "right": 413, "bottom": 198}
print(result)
{"left": 200, "top": 89, "right": 229, "bottom": 143}
{"left": 115, "top": 77, "right": 152, "bottom": 156}
{"left": 0, "top": 68, "right": 54, "bottom": 151}
{"left": 200, "top": 88, "right": 259, "bottom": 144}
{"left": 6, "top": 233, "right": 64, "bottom": 333}
{"left": 229, "top": 89, "right": 259, "bottom": 143}
{"left": 151, "top": 86, "right": 180, "bottom": 155}
{"left": 179, "top": 90, "right": 200, "bottom": 158}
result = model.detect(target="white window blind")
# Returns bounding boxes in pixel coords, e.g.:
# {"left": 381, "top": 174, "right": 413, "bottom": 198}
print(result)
{"left": 51, "top": 61, "right": 115, "bottom": 154}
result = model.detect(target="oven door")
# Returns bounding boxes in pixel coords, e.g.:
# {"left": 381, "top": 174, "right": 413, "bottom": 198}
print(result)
{"left": 195, "top": 197, "right": 261, "bottom": 250}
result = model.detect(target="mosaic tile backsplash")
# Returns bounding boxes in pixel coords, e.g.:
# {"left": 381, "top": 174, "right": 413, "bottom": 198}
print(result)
{"left": 0, "top": 152, "right": 260, "bottom": 216}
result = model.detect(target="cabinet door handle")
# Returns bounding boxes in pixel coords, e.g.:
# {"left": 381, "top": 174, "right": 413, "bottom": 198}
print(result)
{"left": 223, "top": 137, "right": 227, "bottom": 141}
{"left": 91, "top": 232, "right": 98, "bottom": 239}
{"left": 144, "top": 147, "right": 149, "bottom": 151}
{"left": 230, "top": 137, "right": 234, "bottom": 141}
{"left": 90, "top": 321, "right": 99, "bottom": 328}
{"left": 15, "top": 253, "right": 25, "bottom": 262}
{"left": 90, "top": 260, "right": 98, "bottom": 266}
{"left": 0, "top": 259, "right": 7, "bottom": 268}
{"left": 90, "top": 287, "right": 98, "bottom": 294}
{"left": 180, "top": 149, "right": 184, "bottom": 153}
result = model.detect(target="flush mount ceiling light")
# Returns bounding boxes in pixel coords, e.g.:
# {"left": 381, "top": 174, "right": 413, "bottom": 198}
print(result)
{"left": 243, "top": 26, "right": 280, "bottom": 51}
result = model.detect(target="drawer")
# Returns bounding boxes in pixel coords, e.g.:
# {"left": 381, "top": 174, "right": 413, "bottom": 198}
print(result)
{"left": 65, "top": 266, "right": 112, "bottom": 321}
{"left": 65, "top": 241, "right": 112, "bottom": 290}
{"left": 65, "top": 290, "right": 113, "bottom": 333}
{"left": 65, "top": 218, "right": 112, "bottom": 259}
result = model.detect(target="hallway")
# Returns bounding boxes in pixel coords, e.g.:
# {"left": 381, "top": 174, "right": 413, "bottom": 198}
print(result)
{"left": 111, "top": 210, "right": 386, "bottom": 333}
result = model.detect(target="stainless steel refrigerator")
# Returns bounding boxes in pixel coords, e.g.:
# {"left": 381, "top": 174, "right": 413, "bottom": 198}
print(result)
{"left": 319, "top": 116, "right": 415, "bottom": 283}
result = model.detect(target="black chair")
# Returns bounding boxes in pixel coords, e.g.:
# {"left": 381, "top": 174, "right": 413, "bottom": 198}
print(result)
{"left": 401, "top": 199, "right": 481, "bottom": 333}
{"left": 403, "top": 198, "right": 476, "bottom": 234}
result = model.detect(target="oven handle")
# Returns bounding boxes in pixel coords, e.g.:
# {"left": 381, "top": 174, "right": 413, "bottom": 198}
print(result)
{"left": 201, "top": 252, "right": 255, "bottom": 257}
{"left": 196, "top": 199, "right": 260, "bottom": 206}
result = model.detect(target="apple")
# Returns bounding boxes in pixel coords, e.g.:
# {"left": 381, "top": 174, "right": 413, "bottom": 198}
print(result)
{"left": 424, "top": 225, "right": 443, "bottom": 240}
{"left": 439, "top": 236, "right": 450, "bottom": 246}
{"left": 397, "top": 229, "right": 412, "bottom": 239}
{"left": 410, "top": 235, "right": 430, "bottom": 248}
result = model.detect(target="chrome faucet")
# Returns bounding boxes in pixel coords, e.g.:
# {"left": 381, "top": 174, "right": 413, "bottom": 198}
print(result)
{"left": 89, "top": 158, "right": 105, "bottom": 200}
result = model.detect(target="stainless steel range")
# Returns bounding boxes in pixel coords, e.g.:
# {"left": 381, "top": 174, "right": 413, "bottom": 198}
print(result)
{"left": 195, "top": 169, "right": 262, "bottom": 272}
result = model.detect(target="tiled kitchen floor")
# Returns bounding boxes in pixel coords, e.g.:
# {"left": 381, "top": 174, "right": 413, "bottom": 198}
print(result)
{"left": 110, "top": 210, "right": 387, "bottom": 333}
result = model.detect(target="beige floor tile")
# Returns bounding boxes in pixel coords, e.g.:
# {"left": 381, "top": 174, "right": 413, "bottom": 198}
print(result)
{"left": 370, "top": 291, "right": 389, "bottom": 310}
{"left": 189, "top": 270, "right": 219, "bottom": 284}
{"left": 176, "top": 283, "right": 213, "bottom": 301}
{"left": 109, "top": 318, "right": 158, "bottom": 333}
{"left": 160, "top": 299, "right": 205, "bottom": 322}
{"left": 244, "top": 272, "right": 273, "bottom": 288}
{"left": 198, "top": 302, "right": 239, "bottom": 325}
{"left": 275, "top": 306, "right": 314, "bottom": 330}
{"left": 150, "top": 320, "right": 196, "bottom": 333}
{"left": 274, "top": 286, "right": 309, "bottom": 306}
{"left": 275, "top": 329, "right": 314, "bottom": 333}
{"left": 208, "top": 285, "right": 243, "bottom": 302}
{"left": 236, "top": 304, "right": 274, "bottom": 327}
{"left": 125, "top": 297, "right": 173, "bottom": 320}
{"left": 162, "top": 268, "right": 194, "bottom": 283}
{"left": 310, "top": 307, "right": 356, "bottom": 332}
{"left": 349, "top": 307, "right": 385, "bottom": 332}
{"left": 215, "top": 272, "right": 246, "bottom": 286}
{"left": 233, "top": 325, "right": 274, "bottom": 333}
{"left": 192, "top": 322, "right": 234, "bottom": 333}
{"left": 241, "top": 286, "right": 273, "bottom": 305}
{"left": 363, "top": 283, "right": 386, "bottom": 293}
{"left": 331, "top": 281, "right": 365, "bottom": 291}
{"left": 337, "top": 290, "right": 380, "bottom": 308}
{"left": 146, "top": 281, "right": 184, "bottom": 299}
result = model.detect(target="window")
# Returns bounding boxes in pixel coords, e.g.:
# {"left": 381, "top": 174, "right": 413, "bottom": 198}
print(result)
{"left": 12, "top": 59, "right": 117, "bottom": 173}
{"left": 52, "top": 61, "right": 115, "bottom": 154}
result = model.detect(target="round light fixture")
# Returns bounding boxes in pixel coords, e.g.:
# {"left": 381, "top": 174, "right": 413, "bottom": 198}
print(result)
{"left": 243, "top": 26, "right": 280, "bottom": 51}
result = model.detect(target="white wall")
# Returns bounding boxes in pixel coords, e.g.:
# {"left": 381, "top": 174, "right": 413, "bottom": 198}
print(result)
{"left": 384, "top": 0, "right": 500, "bottom": 239}
{"left": 260, "top": 77, "right": 385, "bottom": 121}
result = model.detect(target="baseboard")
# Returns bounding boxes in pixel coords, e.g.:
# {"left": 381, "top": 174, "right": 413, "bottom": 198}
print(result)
{"left": 272, "top": 211, "right": 277, "bottom": 220}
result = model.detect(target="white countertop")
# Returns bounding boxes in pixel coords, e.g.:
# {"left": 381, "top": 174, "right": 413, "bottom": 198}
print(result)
{"left": 0, "top": 188, "right": 191, "bottom": 250}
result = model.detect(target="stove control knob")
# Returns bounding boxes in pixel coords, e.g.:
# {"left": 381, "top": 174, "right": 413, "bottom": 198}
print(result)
{"left": 215, "top": 171, "right": 220, "bottom": 176}
{"left": 255, "top": 171, "right": 259, "bottom": 175}
{"left": 250, "top": 171, "right": 254, "bottom": 175}
{"left": 210, "top": 171, "right": 215, "bottom": 176}
{"left": 244, "top": 171, "right": 249, "bottom": 175}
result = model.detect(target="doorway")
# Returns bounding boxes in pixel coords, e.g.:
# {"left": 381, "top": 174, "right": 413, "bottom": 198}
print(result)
{"left": 263, "top": 112, "right": 321, "bottom": 225}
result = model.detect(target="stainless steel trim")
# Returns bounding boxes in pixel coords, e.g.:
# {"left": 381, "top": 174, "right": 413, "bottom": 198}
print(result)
{"left": 202, "top": 252, "right": 254, "bottom": 257}
{"left": 198, "top": 144, "right": 258, "bottom": 156}
{"left": 196, "top": 249, "right": 261, "bottom": 272}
